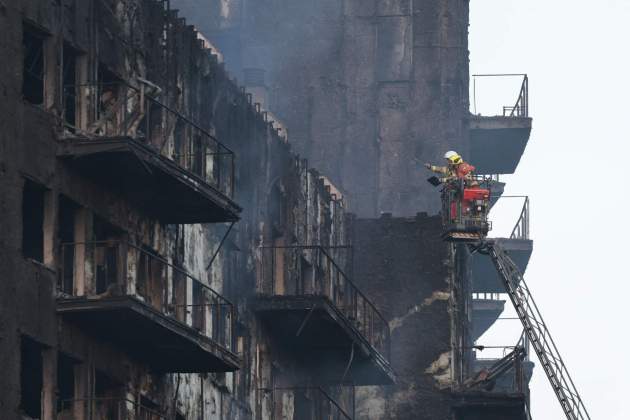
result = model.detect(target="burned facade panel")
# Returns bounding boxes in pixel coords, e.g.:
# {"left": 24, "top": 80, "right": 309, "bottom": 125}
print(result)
{"left": 0, "top": 0, "right": 540, "bottom": 419}
{"left": 1, "top": 1, "right": 391, "bottom": 419}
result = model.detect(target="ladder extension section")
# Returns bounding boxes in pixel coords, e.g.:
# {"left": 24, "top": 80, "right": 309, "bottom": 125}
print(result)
{"left": 487, "top": 242, "right": 590, "bottom": 420}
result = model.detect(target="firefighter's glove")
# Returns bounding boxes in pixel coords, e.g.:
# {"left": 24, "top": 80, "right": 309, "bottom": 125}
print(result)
{"left": 424, "top": 163, "right": 432, "bottom": 170}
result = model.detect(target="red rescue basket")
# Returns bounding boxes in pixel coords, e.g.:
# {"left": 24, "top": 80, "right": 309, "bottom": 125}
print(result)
{"left": 442, "top": 182, "right": 491, "bottom": 242}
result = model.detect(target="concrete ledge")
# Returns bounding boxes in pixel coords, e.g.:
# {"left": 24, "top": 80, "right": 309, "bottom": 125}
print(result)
{"left": 57, "top": 295, "right": 240, "bottom": 373}
{"left": 57, "top": 137, "right": 241, "bottom": 223}
{"left": 254, "top": 295, "right": 396, "bottom": 385}
{"left": 469, "top": 116, "right": 532, "bottom": 175}
{"left": 472, "top": 238, "right": 533, "bottom": 293}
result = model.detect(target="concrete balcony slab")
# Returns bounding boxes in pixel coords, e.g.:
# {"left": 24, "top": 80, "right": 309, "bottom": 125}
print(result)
{"left": 254, "top": 295, "right": 395, "bottom": 386}
{"left": 472, "top": 238, "right": 533, "bottom": 293}
{"left": 57, "top": 137, "right": 241, "bottom": 224}
{"left": 472, "top": 298, "right": 506, "bottom": 341}
{"left": 469, "top": 116, "right": 532, "bottom": 175}
{"left": 57, "top": 296, "right": 240, "bottom": 373}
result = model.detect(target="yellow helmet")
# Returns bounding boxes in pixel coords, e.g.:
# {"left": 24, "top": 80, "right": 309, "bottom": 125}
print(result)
{"left": 444, "top": 150, "right": 463, "bottom": 164}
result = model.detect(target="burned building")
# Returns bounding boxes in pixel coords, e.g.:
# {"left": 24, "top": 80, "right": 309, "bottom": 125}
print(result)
{"left": 0, "top": 0, "right": 393, "bottom": 419}
{"left": 0, "top": 0, "right": 540, "bottom": 420}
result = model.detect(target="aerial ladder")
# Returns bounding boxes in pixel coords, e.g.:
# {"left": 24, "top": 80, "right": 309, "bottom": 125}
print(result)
{"left": 431, "top": 173, "right": 591, "bottom": 420}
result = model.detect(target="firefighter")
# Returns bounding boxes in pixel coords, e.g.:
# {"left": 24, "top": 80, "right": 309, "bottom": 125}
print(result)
{"left": 425, "top": 150, "right": 476, "bottom": 185}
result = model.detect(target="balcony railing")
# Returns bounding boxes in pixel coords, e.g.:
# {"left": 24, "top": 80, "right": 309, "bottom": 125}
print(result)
{"left": 270, "top": 387, "right": 353, "bottom": 420}
{"left": 58, "top": 241, "right": 234, "bottom": 352}
{"left": 58, "top": 397, "right": 166, "bottom": 420}
{"left": 487, "top": 195, "right": 530, "bottom": 240}
{"left": 259, "top": 245, "right": 390, "bottom": 360}
{"left": 510, "top": 196, "right": 530, "bottom": 240}
{"left": 472, "top": 74, "right": 529, "bottom": 118}
{"left": 62, "top": 82, "right": 235, "bottom": 198}
{"left": 472, "top": 292, "right": 503, "bottom": 301}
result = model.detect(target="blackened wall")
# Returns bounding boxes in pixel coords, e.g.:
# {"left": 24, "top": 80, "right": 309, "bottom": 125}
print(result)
{"left": 0, "top": 1, "right": 356, "bottom": 418}
{"left": 350, "top": 214, "right": 470, "bottom": 419}
{"left": 171, "top": 0, "right": 471, "bottom": 217}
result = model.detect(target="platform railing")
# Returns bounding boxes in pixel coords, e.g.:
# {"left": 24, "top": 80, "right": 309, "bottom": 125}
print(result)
{"left": 259, "top": 245, "right": 390, "bottom": 360}
{"left": 510, "top": 196, "right": 530, "bottom": 240}
{"left": 58, "top": 241, "right": 234, "bottom": 352}
{"left": 270, "top": 387, "right": 353, "bottom": 420}
{"left": 472, "top": 74, "right": 529, "bottom": 118}
{"left": 61, "top": 82, "right": 235, "bottom": 198}
{"left": 58, "top": 397, "right": 167, "bottom": 420}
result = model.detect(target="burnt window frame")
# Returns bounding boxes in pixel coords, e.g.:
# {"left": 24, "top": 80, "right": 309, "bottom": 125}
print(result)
{"left": 19, "top": 336, "right": 45, "bottom": 418}
{"left": 22, "top": 21, "right": 49, "bottom": 106}
{"left": 21, "top": 178, "right": 47, "bottom": 262}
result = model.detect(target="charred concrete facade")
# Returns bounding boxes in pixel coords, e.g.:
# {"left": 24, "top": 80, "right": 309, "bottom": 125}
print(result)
{"left": 349, "top": 214, "right": 532, "bottom": 420}
{"left": 0, "top": 1, "right": 393, "bottom": 419}
{"left": 1, "top": 1, "right": 536, "bottom": 420}
{"left": 165, "top": 1, "right": 535, "bottom": 418}
{"left": 171, "top": 0, "right": 471, "bottom": 217}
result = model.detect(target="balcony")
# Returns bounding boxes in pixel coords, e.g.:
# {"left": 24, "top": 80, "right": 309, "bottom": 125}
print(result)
{"left": 58, "top": 398, "right": 167, "bottom": 420}
{"left": 270, "top": 387, "right": 353, "bottom": 420}
{"left": 456, "top": 340, "right": 532, "bottom": 420}
{"left": 255, "top": 246, "right": 395, "bottom": 385}
{"left": 473, "top": 197, "right": 533, "bottom": 293}
{"left": 472, "top": 357, "right": 535, "bottom": 395}
{"left": 469, "top": 74, "right": 532, "bottom": 175}
{"left": 452, "top": 392, "right": 528, "bottom": 420}
{"left": 471, "top": 293, "right": 505, "bottom": 341}
{"left": 57, "top": 82, "right": 240, "bottom": 224}
{"left": 57, "top": 241, "right": 240, "bottom": 373}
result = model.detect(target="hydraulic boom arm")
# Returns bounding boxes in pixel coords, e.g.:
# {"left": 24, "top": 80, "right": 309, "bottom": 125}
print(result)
{"left": 484, "top": 241, "right": 591, "bottom": 420}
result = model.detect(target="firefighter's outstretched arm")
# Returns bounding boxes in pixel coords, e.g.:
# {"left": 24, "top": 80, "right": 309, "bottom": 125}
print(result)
{"left": 424, "top": 163, "right": 450, "bottom": 175}
{"left": 424, "top": 163, "right": 454, "bottom": 183}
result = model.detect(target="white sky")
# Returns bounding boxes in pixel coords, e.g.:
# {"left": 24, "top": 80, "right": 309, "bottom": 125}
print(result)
{"left": 469, "top": 1, "right": 630, "bottom": 418}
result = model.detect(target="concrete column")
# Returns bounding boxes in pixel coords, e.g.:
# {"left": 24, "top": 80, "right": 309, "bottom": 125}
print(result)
{"left": 41, "top": 348, "right": 57, "bottom": 420}
{"left": 43, "top": 190, "right": 58, "bottom": 268}
{"left": 72, "top": 363, "right": 90, "bottom": 420}
{"left": 73, "top": 208, "right": 92, "bottom": 296}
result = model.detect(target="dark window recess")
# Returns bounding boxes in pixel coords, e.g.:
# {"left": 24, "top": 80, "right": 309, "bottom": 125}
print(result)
{"left": 58, "top": 196, "right": 78, "bottom": 293}
{"left": 93, "top": 216, "right": 122, "bottom": 294}
{"left": 56, "top": 354, "right": 76, "bottom": 413}
{"left": 63, "top": 43, "right": 79, "bottom": 127}
{"left": 94, "top": 370, "right": 123, "bottom": 419}
{"left": 22, "top": 180, "right": 45, "bottom": 262}
{"left": 139, "top": 396, "right": 160, "bottom": 413}
{"left": 20, "top": 336, "right": 43, "bottom": 419}
{"left": 22, "top": 23, "right": 46, "bottom": 105}
{"left": 94, "top": 63, "right": 123, "bottom": 128}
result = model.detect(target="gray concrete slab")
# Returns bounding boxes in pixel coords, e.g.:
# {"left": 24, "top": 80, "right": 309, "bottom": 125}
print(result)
{"left": 469, "top": 116, "right": 532, "bottom": 174}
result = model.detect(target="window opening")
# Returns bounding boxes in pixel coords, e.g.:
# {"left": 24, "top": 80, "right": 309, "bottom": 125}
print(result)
{"left": 22, "top": 179, "right": 45, "bottom": 262}
{"left": 93, "top": 217, "right": 122, "bottom": 294}
{"left": 20, "top": 336, "right": 43, "bottom": 419}
{"left": 91, "top": 64, "right": 123, "bottom": 134}
{"left": 22, "top": 22, "right": 46, "bottom": 105}
{"left": 58, "top": 196, "right": 79, "bottom": 293}
{"left": 63, "top": 43, "right": 80, "bottom": 128}
{"left": 56, "top": 353, "right": 76, "bottom": 414}
{"left": 93, "top": 370, "right": 123, "bottom": 420}
{"left": 136, "top": 245, "right": 165, "bottom": 310}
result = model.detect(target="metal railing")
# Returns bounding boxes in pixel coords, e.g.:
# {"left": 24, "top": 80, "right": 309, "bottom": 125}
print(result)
{"left": 472, "top": 292, "right": 502, "bottom": 301}
{"left": 441, "top": 181, "right": 492, "bottom": 235}
{"left": 58, "top": 241, "right": 234, "bottom": 352}
{"left": 259, "top": 245, "right": 390, "bottom": 360}
{"left": 61, "top": 82, "right": 235, "bottom": 198}
{"left": 472, "top": 74, "right": 529, "bottom": 118}
{"left": 58, "top": 397, "right": 166, "bottom": 420}
{"left": 510, "top": 196, "right": 530, "bottom": 240}
{"left": 270, "top": 387, "right": 353, "bottom": 420}
{"left": 487, "top": 195, "right": 530, "bottom": 240}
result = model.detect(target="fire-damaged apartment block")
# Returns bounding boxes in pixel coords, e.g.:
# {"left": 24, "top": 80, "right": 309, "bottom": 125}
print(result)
{"left": 0, "top": 0, "right": 538, "bottom": 419}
